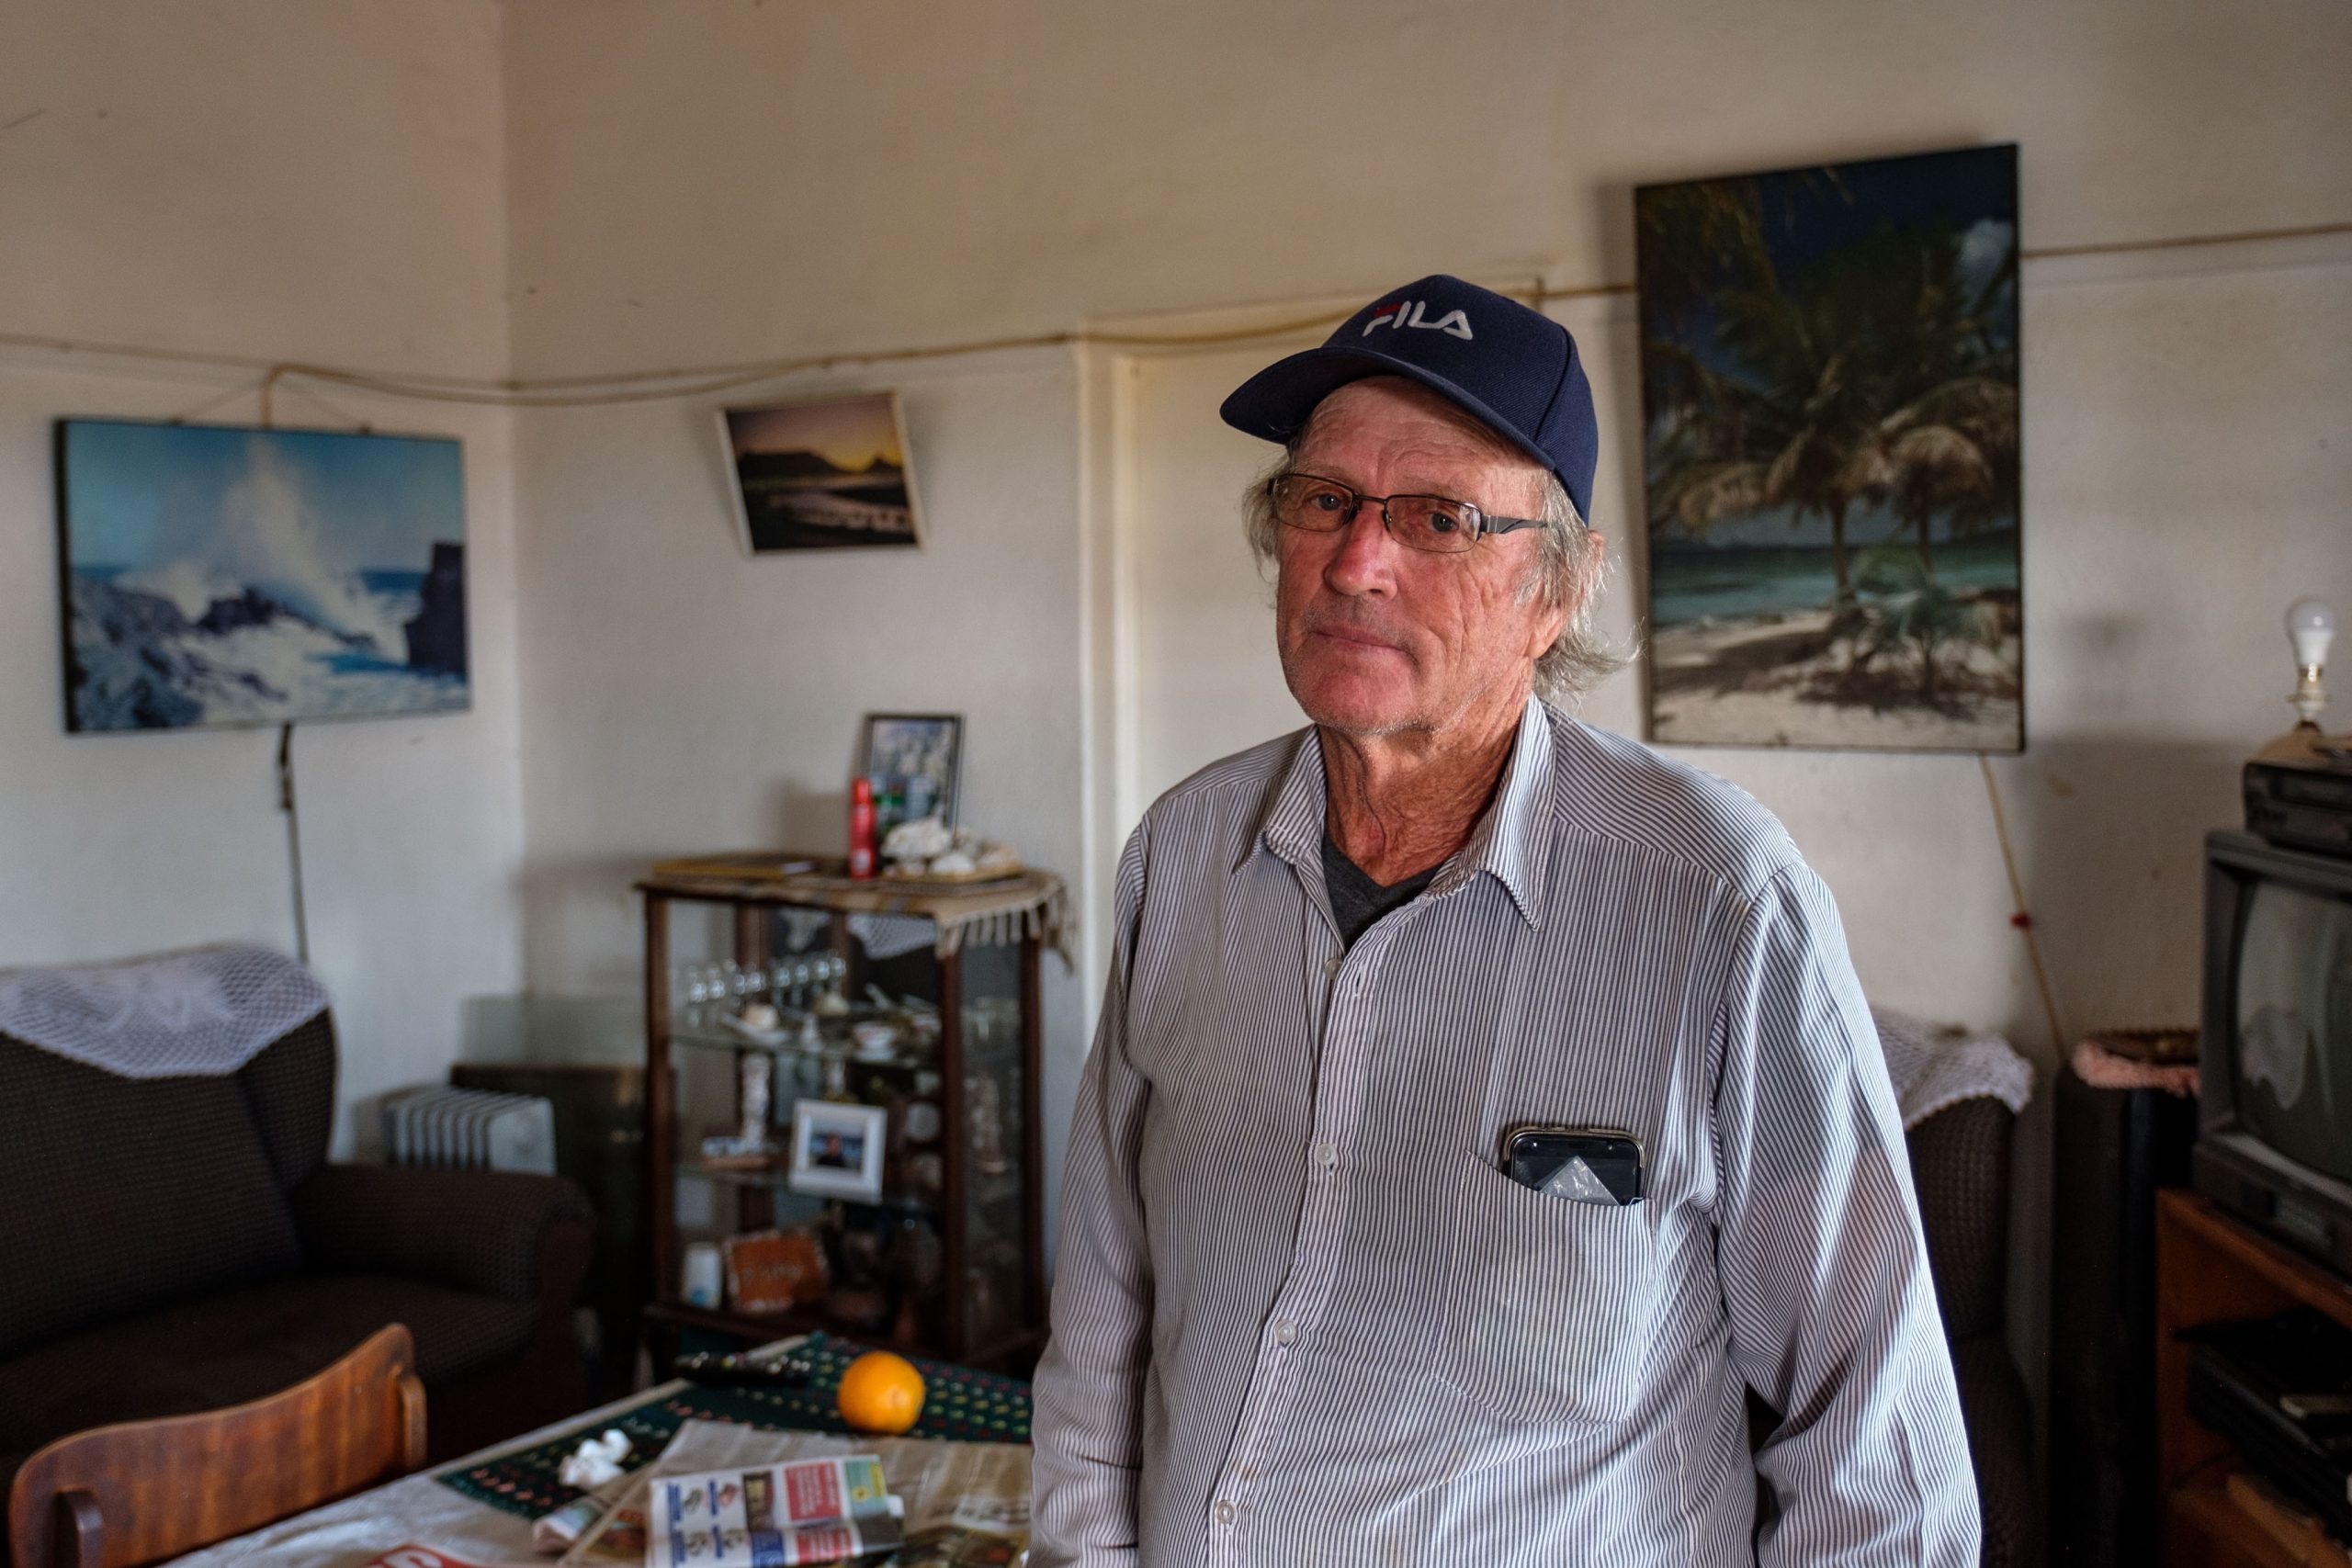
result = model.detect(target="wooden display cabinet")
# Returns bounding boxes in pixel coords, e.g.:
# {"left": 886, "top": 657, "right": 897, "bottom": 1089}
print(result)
{"left": 2156, "top": 1190, "right": 2352, "bottom": 1565}
{"left": 636, "top": 858, "right": 1060, "bottom": 1374}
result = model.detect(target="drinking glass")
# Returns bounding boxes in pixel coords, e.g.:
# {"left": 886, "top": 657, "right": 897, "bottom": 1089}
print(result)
{"left": 681, "top": 965, "right": 713, "bottom": 1028}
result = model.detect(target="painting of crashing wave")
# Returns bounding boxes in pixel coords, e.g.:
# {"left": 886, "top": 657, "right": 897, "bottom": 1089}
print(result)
{"left": 56, "top": 420, "right": 469, "bottom": 732}
{"left": 1637, "top": 144, "right": 2020, "bottom": 751}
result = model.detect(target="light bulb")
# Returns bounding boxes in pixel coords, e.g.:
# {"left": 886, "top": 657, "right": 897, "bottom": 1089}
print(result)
{"left": 2288, "top": 597, "right": 2337, "bottom": 671}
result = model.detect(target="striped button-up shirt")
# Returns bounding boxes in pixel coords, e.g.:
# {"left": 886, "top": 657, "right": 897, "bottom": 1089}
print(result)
{"left": 1032, "top": 699, "right": 1980, "bottom": 1566}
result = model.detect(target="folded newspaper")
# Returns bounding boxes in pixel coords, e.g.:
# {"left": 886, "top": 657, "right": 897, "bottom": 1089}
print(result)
{"left": 552, "top": 1420, "right": 1029, "bottom": 1567}
{"left": 649, "top": 1454, "right": 901, "bottom": 1566}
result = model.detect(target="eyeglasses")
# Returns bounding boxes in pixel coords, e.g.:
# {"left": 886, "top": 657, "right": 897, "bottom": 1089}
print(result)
{"left": 1265, "top": 471, "right": 1553, "bottom": 555}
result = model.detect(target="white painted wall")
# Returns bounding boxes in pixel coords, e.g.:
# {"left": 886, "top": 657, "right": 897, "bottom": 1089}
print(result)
{"left": 1, "top": 1, "right": 510, "bottom": 379}
{"left": 501, "top": 0, "right": 2348, "bottom": 378}
{"left": 0, "top": 1, "right": 521, "bottom": 1154}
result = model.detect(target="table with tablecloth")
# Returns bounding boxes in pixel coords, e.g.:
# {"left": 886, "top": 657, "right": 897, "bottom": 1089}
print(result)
{"left": 165, "top": 1335, "right": 1030, "bottom": 1566}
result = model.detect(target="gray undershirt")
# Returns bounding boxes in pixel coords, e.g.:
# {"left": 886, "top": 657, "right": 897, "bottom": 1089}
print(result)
{"left": 1321, "top": 829, "right": 1442, "bottom": 948}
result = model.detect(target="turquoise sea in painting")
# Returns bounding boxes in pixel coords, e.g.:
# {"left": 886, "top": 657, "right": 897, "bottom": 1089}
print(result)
{"left": 1652, "top": 533, "right": 2020, "bottom": 628}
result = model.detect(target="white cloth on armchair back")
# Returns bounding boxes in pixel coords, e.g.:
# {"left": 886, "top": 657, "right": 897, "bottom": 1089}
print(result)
{"left": 0, "top": 942, "right": 328, "bottom": 1077}
{"left": 1873, "top": 1005, "right": 2034, "bottom": 1128}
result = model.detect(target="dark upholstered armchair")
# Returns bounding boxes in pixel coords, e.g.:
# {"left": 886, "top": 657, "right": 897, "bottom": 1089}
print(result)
{"left": 0, "top": 1012, "right": 597, "bottom": 1525}
{"left": 1907, "top": 1096, "right": 2037, "bottom": 1568}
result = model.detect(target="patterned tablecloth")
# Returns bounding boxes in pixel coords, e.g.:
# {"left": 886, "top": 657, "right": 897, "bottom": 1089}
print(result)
{"left": 164, "top": 1336, "right": 1030, "bottom": 1566}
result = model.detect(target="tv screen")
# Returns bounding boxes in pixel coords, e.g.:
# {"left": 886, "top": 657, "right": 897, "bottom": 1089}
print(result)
{"left": 2234, "top": 879, "right": 2352, "bottom": 1184}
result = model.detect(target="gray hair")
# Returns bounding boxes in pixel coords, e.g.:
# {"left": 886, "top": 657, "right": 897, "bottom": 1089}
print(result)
{"left": 1241, "top": 441, "right": 1622, "bottom": 705}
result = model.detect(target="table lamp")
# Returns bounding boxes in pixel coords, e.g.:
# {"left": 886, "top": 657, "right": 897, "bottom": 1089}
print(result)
{"left": 2259, "top": 597, "right": 2344, "bottom": 763}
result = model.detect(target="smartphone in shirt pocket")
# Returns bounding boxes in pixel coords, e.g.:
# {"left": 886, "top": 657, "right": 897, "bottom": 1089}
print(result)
{"left": 1502, "top": 1124, "right": 1644, "bottom": 1206}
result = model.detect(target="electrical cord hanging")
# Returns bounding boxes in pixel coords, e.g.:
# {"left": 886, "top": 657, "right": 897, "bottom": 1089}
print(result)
{"left": 277, "top": 722, "right": 310, "bottom": 966}
{"left": 1978, "top": 752, "right": 2067, "bottom": 1054}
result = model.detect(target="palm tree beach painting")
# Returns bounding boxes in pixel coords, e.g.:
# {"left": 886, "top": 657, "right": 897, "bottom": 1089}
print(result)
{"left": 1636, "top": 144, "right": 2020, "bottom": 751}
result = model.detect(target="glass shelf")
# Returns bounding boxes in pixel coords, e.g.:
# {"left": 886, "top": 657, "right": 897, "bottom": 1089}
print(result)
{"left": 675, "top": 1160, "right": 1023, "bottom": 1212}
{"left": 669, "top": 1025, "right": 939, "bottom": 1074}
{"left": 675, "top": 1161, "right": 935, "bottom": 1214}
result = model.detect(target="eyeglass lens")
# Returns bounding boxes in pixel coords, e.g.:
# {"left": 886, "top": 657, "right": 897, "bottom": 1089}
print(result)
{"left": 1271, "top": 474, "right": 1482, "bottom": 553}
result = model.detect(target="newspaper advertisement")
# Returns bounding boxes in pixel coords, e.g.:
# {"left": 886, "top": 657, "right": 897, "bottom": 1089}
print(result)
{"left": 555, "top": 1421, "right": 1028, "bottom": 1566}
{"left": 647, "top": 1454, "right": 899, "bottom": 1567}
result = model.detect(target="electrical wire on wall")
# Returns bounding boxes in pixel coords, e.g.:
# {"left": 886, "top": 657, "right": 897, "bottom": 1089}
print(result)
{"left": 1, "top": 219, "right": 2341, "bottom": 417}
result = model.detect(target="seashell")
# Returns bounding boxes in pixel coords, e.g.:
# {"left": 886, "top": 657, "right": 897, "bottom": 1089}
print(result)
{"left": 883, "top": 815, "right": 954, "bottom": 860}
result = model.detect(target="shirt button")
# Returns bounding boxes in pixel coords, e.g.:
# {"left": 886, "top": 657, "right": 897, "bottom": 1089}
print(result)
{"left": 1272, "top": 1317, "right": 1296, "bottom": 1346}
{"left": 1324, "top": 954, "right": 1342, "bottom": 977}
{"left": 1311, "top": 1140, "right": 1338, "bottom": 1170}
{"left": 1215, "top": 1500, "right": 1237, "bottom": 1526}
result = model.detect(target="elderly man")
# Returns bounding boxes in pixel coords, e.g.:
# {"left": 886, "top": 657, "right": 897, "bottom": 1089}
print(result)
{"left": 1031, "top": 275, "right": 1978, "bottom": 1565}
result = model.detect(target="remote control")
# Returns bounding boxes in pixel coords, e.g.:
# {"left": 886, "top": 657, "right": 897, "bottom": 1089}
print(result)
{"left": 672, "top": 1350, "right": 815, "bottom": 1389}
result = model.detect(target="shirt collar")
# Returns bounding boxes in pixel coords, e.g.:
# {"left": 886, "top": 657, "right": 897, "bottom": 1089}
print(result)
{"left": 1248, "top": 695, "right": 1555, "bottom": 931}
{"left": 1250, "top": 729, "right": 1330, "bottom": 879}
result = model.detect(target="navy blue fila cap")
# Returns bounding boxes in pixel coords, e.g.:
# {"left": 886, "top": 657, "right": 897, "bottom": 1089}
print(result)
{"left": 1219, "top": 274, "right": 1599, "bottom": 519}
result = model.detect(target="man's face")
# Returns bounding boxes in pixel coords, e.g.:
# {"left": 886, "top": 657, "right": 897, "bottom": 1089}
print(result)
{"left": 1274, "top": 378, "right": 1568, "bottom": 739}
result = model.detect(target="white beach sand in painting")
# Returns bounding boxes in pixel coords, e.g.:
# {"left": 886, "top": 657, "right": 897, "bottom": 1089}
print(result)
{"left": 1650, "top": 608, "right": 2022, "bottom": 751}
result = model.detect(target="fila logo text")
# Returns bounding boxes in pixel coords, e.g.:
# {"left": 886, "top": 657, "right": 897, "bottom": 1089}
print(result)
{"left": 1363, "top": 300, "right": 1474, "bottom": 341}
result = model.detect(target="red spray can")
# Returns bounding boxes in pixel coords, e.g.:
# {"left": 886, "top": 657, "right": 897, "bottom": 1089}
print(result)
{"left": 847, "top": 776, "right": 877, "bottom": 880}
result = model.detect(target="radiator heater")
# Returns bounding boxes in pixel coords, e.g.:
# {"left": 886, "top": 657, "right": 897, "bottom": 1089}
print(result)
{"left": 381, "top": 1086, "right": 558, "bottom": 1175}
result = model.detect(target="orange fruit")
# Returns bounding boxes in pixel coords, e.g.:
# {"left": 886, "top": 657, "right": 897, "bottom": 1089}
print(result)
{"left": 835, "top": 1349, "right": 926, "bottom": 1434}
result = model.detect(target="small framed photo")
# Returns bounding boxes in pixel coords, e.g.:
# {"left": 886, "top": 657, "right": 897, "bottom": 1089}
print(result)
{"left": 856, "top": 712, "right": 962, "bottom": 837}
{"left": 718, "top": 391, "right": 922, "bottom": 555}
{"left": 787, "top": 1099, "right": 888, "bottom": 1201}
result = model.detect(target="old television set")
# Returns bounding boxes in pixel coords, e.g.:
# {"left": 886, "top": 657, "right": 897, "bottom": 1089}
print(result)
{"left": 2195, "top": 829, "right": 2352, "bottom": 1280}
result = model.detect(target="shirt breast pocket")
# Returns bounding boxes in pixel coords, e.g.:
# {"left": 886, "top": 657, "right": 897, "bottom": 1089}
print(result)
{"left": 1434, "top": 1156, "right": 1664, "bottom": 1428}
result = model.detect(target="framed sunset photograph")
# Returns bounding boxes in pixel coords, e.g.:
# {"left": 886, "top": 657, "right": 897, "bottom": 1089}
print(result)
{"left": 718, "top": 391, "right": 923, "bottom": 554}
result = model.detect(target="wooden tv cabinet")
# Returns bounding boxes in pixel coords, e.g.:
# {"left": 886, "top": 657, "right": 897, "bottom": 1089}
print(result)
{"left": 2156, "top": 1189, "right": 2352, "bottom": 1565}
